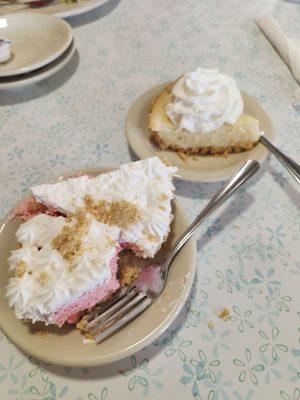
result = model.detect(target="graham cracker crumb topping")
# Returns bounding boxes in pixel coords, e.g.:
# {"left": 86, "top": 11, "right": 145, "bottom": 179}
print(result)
{"left": 147, "top": 233, "right": 159, "bottom": 242}
{"left": 118, "top": 264, "right": 140, "bottom": 287}
{"left": 39, "top": 272, "right": 50, "bottom": 286}
{"left": 14, "top": 261, "right": 26, "bottom": 278}
{"left": 84, "top": 195, "right": 140, "bottom": 227}
{"left": 159, "top": 193, "right": 169, "bottom": 201}
{"left": 51, "top": 211, "right": 89, "bottom": 262}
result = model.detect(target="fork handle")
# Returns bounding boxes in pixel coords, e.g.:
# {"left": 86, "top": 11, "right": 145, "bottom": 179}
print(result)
{"left": 259, "top": 134, "right": 300, "bottom": 184}
{"left": 164, "top": 160, "right": 260, "bottom": 267}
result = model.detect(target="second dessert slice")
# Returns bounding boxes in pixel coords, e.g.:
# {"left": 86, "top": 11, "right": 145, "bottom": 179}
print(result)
{"left": 149, "top": 67, "right": 261, "bottom": 155}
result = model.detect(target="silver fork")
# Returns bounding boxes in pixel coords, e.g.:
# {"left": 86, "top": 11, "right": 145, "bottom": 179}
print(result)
{"left": 85, "top": 159, "right": 260, "bottom": 343}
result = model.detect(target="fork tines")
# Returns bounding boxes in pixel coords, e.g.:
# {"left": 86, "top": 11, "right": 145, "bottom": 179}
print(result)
{"left": 85, "top": 286, "right": 152, "bottom": 343}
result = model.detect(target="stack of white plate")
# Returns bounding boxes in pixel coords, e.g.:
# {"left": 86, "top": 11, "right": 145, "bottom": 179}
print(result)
{"left": 0, "top": 13, "right": 74, "bottom": 89}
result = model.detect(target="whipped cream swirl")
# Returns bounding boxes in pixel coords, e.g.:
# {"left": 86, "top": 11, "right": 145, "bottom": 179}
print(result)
{"left": 165, "top": 67, "right": 244, "bottom": 133}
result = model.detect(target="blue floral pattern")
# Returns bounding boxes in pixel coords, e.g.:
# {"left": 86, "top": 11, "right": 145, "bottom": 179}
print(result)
{"left": 0, "top": 0, "right": 299, "bottom": 398}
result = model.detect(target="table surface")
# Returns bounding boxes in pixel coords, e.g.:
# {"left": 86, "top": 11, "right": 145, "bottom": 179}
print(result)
{"left": 0, "top": 1, "right": 299, "bottom": 399}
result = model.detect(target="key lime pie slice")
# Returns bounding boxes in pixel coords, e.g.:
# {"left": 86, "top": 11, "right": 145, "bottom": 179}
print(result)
{"left": 149, "top": 67, "right": 260, "bottom": 155}
{"left": 6, "top": 157, "right": 177, "bottom": 326}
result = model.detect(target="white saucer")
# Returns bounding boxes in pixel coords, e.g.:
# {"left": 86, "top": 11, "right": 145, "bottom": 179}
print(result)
{"left": 0, "top": 0, "right": 107, "bottom": 19}
{"left": 125, "top": 83, "right": 274, "bottom": 182}
{"left": 0, "top": 39, "right": 75, "bottom": 89}
{"left": 0, "top": 13, "right": 73, "bottom": 77}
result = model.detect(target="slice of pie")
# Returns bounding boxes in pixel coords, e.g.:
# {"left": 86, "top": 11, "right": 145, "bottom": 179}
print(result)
{"left": 31, "top": 156, "right": 177, "bottom": 258}
{"left": 6, "top": 213, "right": 121, "bottom": 326}
{"left": 6, "top": 157, "right": 177, "bottom": 327}
{"left": 149, "top": 78, "right": 261, "bottom": 155}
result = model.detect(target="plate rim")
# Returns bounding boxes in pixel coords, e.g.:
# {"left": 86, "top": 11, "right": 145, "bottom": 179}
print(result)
{"left": 54, "top": 0, "right": 107, "bottom": 18}
{"left": 125, "top": 82, "right": 274, "bottom": 183}
{"left": 0, "top": 39, "right": 75, "bottom": 89}
{"left": 0, "top": 13, "right": 73, "bottom": 77}
{"left": 0, "top": 166, "right": 197, "bottom": 367}
{"left": 0, "top": 0, "right": 107, "bottom": 19}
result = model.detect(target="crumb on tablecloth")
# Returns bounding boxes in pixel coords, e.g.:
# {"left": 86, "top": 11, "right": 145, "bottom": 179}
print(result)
{"left": 218, "top": 308, "right": 230, "bottom": 321}
{"left": 207, "top": 320, "right": 215, "bottom": 329}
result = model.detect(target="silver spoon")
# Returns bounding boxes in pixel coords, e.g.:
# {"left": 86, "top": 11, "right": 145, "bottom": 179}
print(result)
{"left": 260, "top": 132, "right": 300, "bottom": 184}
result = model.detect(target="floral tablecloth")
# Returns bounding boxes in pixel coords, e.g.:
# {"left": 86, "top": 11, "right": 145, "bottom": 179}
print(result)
{"left": 0, "top": 0, "right": 299, "bottom": 399}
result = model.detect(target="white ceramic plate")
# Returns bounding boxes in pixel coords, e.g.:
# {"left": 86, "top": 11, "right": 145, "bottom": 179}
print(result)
{"left": 0, "top": 39, "right": 75, "bottom": 89}
{"left": 0, "top": 0, "right": 107, "bottom": 18}
{"left": 125, "top": 83, "right": 274, "bottom": 182}
{"left": 0, "top": 168, "right": 197, "bottom": 367}
{"left": 0, "top": 13, "right": 73, "bottom": 77}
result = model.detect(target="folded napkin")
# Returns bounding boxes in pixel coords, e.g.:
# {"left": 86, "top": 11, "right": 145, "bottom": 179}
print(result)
{"left": 256, "top": 15, "right": 300, "bottom": 84}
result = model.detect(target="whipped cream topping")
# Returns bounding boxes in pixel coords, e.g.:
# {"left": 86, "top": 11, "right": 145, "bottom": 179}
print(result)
{"left": 0, "top": 39, "right": 11, "bottom": 63}
{"left": 165, "top": 67, "right": 244, "bottom": 133}
{"left": 16, "top": 214, "right": 65, "bottom": 247}
{"left": 6, "top": 214, "right": 120, "bottom": 324}
{"left": 32, "top": 157, "right": 177, "bottom": 258}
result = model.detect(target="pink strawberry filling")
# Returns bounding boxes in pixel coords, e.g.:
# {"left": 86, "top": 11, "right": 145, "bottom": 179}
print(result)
{"left": 12, "top": 196, "right": 62, "bottom": 221}
{"left": 51, "top": 249, "right": 121, "bottom": 327}
{"left": 120, "top": 241, "right": 141, "bottom": 254}
{"left": 12, "top": 194, "right": 143, "bottom": 327}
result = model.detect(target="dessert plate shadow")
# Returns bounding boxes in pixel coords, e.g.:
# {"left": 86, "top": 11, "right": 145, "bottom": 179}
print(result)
{"left": 0, "top": 167, "right": 196, "bottom": 367}
{"left": 0, "top": 39, "right": 75, "bottom": 90}
{"left": 125, "top": 83, "right": 274, "bottom": 182}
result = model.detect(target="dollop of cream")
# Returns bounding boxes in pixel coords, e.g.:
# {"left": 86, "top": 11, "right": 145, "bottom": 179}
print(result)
{"left": 165, "top": 67, "right": 244, "bottom": 133}
{"left": 0, "top": 39, "right": 11, "bottom": 63}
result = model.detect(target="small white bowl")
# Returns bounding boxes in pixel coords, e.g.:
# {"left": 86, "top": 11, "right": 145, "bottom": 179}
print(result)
{"left": 0, "top": 13, "right": 73, "bottom": 77}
